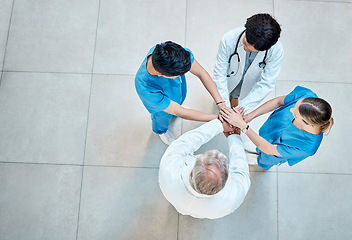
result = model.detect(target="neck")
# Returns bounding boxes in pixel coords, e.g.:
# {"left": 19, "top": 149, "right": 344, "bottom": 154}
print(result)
{"left": 293, "top": 119, "right": 321, "bottom": 135}
{"left": 146, "top": 56, "right": 159, "bottom": 76}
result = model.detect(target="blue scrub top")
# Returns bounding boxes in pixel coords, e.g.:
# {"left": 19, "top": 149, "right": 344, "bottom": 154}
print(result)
{"left": 135, "top": 45, "right": 194, "bottom": 115}
{"left": 257, "top": 86, "right": 323, "bottom": 170}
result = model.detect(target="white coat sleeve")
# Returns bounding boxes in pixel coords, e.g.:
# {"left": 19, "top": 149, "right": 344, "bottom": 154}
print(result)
{"left": 239, "top": 42, "right": 284, "bottom": 111}
{"left": 227, "top": 134, "right": 251, "bottom": 204}
{"left": 161, "top": 119, "right": 224, "bottom": 162}
{"left": 213, "top": 36, "right": 231, "bottom": 107}
{"left": 227, "top": 134, "right": 250, "bottom": 176}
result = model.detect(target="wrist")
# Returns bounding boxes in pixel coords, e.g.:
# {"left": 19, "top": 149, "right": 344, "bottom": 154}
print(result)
{"left": 240, "top": 122, "right": 247, "bottom": 131}
{"left": 241, "top": 124, "right": 249, "bottom": 133}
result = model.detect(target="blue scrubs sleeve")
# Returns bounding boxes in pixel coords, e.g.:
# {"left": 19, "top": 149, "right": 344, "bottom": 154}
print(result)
{"left": 276, "top": 144, "right": 309, "bottom": 166}
{"left": 184, "top": 48, "right": 195, "bottom": 64}
{"left": 137, "top": 89, "right": 171, "bottom": 114}
{"left": 284, "top": 86, "right": 318, "bottom": 105}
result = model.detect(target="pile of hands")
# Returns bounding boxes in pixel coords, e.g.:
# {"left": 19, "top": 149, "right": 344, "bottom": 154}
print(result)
{"left": 217, "top": 104, "right": 253, "bottom": 138}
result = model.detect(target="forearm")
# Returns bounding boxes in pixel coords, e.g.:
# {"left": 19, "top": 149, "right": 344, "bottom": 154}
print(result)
{"left": 190, "top": 59, "right": 223, "bottom": 103}
{"left": 162, "top": 119, "right": 224, "bottom": 160}
{"left": 178, "top": 108, "right": 218, "bottom": 122}
{"left": 247, "top": 95, "right": 285, "bottom": 120}
{"left": 164, "top": 100, "right": 217, "bottom": 122}
{"left": 227, "top": 134, "right": 249, "bottom": 172}
{"left": 199, "top": 73, "right": 223, "bottom": 103}
{"left": 244, "top": 127, "right": 280, "bottom": 155}
{"left": 239, "top": 81, "right": 274, "bottom": 112}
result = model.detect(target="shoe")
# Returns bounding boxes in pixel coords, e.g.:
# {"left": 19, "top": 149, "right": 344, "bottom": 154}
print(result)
{"left": 168, "top": 117, "right": 182, "bottom": 139}
{"left": 159, "top": 130, "right": 175, "bottom": 146}
{"left": 241, "top": 134, "right": 259, "bottom": 154}
{"left": 245, "top": 152, "right": 265, "bottom": 172}
{"left": 244, "top": 141, "right": 259, "bottom": 154}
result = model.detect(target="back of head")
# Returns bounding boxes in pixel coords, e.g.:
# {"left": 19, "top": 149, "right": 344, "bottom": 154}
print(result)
{"left": 151, "top": 41, "right": 192, "bottom": 77}
{"left": 299, "top": 97, "right": 334, "bottom": 133}
{"left": 245, "top": 13, "right": 281, "bottom": 51}
{"left": 190, "top": 150, "right": 229, "bottom": 195}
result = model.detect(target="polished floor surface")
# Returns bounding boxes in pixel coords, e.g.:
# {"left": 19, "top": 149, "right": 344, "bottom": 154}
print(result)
{"left": 0, "top": 0, "right": 351, "bottom": 239}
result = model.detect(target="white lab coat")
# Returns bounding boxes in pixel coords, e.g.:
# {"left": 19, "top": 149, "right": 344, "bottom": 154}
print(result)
{"left": 158, "top": 119, "right": 250, "bottom": 219}
{"left": 213, "top": 27, "right": 284, "bottom": 111}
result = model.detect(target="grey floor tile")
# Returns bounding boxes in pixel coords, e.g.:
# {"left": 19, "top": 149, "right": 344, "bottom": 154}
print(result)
{"left": 77, "top": 166, "right": 178, "bottom": 240}
{"left": 0, "top": 163, "right": 82, "bottom": 240}
{"left": 0, "top": 0, "right": 13, "bottom": 71}
{"left": 4, "top": 0, "right": 99, "bottom": 73}
{"left": 181, "top": 75, "right": 220, "bottom": 137}
{"left": 84, "top": 74, "right": 167, "bottom": 167}
{"left": 276, "top": 81, "right": 352, "bottom": 174}
{"left": 93, "top": 0, "right": 186, "bottom": 75}
{"left": 278, "top": 172, "right": 352, "bottom": 240}
{"left": 0, "top": 72, "right": 91, "bottom": 164}
{"left": 275, "top": 0, "right": 352, "bottom": 83}
{"left": 179, "top": 172, "right": 277, "bottom": 240}
{"left": 186, "top": 0, "right": 274, "bottom": 74}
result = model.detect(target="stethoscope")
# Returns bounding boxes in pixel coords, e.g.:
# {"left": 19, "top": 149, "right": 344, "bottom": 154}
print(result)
{"left": 227, "top": 30, "right": 268, "bottom": 77}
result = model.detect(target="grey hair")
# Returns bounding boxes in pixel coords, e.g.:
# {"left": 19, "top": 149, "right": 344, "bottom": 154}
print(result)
{"left": 190, "top": 150, "right": 228, "bottom": 195}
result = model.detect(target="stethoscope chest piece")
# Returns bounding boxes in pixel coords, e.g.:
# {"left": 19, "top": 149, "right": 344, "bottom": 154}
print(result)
{"left": 258, "top": 61, "right": 266, "bottom": 69}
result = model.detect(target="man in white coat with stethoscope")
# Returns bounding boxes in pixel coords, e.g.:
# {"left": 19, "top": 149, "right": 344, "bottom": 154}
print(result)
{"left": 213, "top": 13, "right": 283, "bottom": 111}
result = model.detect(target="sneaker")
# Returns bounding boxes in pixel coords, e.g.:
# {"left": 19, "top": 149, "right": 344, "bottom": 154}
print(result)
{"left": 245, "top": 152, "right": 265, "bottom": 172}
{"left": 168, "top": 117, "right": 182, "bottom": 139}
{"left": 159, "top": 130, "right": 175, "bottom": 146}
{"left": 241, "top": 134, "right": 259, "bottom": 154}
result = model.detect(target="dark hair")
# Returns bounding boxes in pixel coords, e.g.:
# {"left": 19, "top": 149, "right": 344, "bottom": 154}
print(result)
{"left": 245, "top": 13, "right": 281, "bottom": 51}
{"left": 299, "top": 97, "right": 334, "bottom": 134}
{"left": 151, "top": 41, "right": 192, "bottom": 77}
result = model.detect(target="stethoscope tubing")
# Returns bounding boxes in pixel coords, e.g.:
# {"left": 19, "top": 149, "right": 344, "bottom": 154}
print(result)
{"left": 228, "top": 30, "right": 268, "bottom": 70}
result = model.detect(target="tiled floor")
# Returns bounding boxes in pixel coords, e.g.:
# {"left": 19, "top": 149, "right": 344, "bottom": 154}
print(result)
{"left": 0, "top": 0, "right": 351, "bottom": 239}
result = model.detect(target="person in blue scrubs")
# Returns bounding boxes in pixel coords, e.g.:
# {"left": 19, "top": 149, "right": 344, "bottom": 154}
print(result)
{"left": 220, "top": 86, "right": 334, "bottom": 170}
{"left": 135, "top": 41, "right": 226, "bottom": 145}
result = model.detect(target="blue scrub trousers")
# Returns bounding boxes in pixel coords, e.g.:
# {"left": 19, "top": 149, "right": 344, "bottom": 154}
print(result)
{"left": 257, "top": 148, "right": 285, "bottom": 170}
{"left": 151, "top": 111, "right": 176, "bottom": 134}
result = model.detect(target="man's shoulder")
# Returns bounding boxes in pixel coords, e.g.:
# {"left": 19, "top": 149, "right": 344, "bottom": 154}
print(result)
{"left": 135, "top": 64, "right": 152, "bottom": 88}
{"left": 268, "top": 39, "right": 284, "bottom": 57}
{"left": 222, "top": 27, "right": 245, "bottom": 42}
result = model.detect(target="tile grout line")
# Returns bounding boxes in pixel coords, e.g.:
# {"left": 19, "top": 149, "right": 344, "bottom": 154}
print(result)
{"left": 277, "top": 79, "right": 352, "bottom": 85}
{"left": 0, "top": 0, "right": 15, "bottom": 86}
{"left": 2, "top": 161, "right": 352, "bottom": 175}
{"left": 1, "top": 70, "right": 138, "bottom": 77}
{"left": 2, "top": 70, "right": 92, "bottom": 75}
{"left": 177, "top": 213, "right": 180, "bottom": 240}
{"left": 184, "top": 0, "right": 188, "bottom": 46}
{"left": 277, "top": 170, "right": 279, "bottom": 240}
{"left": 75, "top": 0, "right": 102, "bottom": 239}
{"left": 273, "top": 0, "right": 275, "bottom": 17}
{"left": 0, "top": 161, "right": 160, "bottom": 169}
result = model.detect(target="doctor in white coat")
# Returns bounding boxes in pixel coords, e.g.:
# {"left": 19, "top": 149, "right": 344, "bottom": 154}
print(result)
{"left": 159, "top": 119, "right": 250, "bottom": 219}
{"left": 213, "top": 13, "right": 284, "bottom": 112}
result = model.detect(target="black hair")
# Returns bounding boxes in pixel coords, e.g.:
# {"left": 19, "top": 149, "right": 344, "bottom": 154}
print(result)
{"left": 245, "top": 13, "right": 281, "bottom": 51}
{"left": 151, "top": 41, "right": 192, "bottom": 77}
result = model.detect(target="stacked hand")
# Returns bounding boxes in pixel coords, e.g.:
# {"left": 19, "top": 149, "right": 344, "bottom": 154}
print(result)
{"left": 219, "top": 106, "right": 246, "bottom": 138}
{"left": 220, "top": 106, "right": 248, "bottom": 136}
{"left": 222, "top": 120, "right": 241, "bottom": 137}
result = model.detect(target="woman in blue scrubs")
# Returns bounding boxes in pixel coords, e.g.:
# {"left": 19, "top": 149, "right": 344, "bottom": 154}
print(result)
{"left": 220, "top": 86, "right": 334, "bottom": 170}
